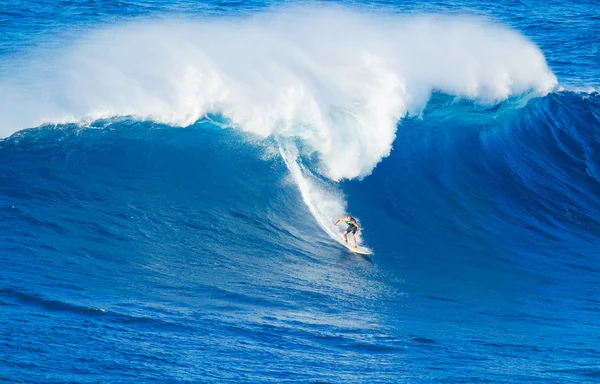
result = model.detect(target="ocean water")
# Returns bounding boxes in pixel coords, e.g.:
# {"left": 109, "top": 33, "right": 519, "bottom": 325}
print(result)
{"left": 1, "top": 0, "right": 599, "bottom": 383}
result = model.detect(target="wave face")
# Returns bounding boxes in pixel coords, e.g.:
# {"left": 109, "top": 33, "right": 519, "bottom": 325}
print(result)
{"left": 1, "top": 1, "right": 600, "bottom": 383}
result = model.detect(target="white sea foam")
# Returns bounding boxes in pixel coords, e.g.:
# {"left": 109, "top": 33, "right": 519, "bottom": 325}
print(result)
{"left": 1, "top": 6, "right": 556, "bottom": 181}
{"left": 278, "top": 140, "right": 353, "bottom": 244}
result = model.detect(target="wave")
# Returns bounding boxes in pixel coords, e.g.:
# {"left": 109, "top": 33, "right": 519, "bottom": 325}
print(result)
{"left": 1, "top": 90, "right": 599, "bottom": 298}
{"left": 0, "top": 6, "right": 562, "bottom": 248}
{"left": 1, "top": 6, "right": 556, "bottom": 181}
{"left": 0, "top": 287, "right": 109, "bottom": 316}
{"left": 350, "top": 90, "right": 600, "bottom": 273}
{"left": 0, "top": 287, "right": 195, "bottom": 331}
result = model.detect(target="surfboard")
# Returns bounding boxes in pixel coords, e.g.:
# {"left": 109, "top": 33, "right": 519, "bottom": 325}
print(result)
{"left": 339, "top": 241, "right": 374, "bottom": 255}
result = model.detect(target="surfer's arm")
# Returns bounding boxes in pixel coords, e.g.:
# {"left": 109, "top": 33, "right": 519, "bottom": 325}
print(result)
{"left": 353, "top": 220, "right": 360, "bottom": 231}
{"left": 333, "top": 218, "right": 342, "bottom": 226}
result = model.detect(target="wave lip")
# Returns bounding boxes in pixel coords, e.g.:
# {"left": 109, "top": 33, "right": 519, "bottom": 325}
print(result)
{"left": 1, "top": 6, "right": 556, "bottom": 180}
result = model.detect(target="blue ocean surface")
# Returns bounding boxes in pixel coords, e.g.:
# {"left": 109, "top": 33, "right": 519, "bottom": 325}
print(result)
{"left": 1, "top": 0, "right": 599, "bottom": 383}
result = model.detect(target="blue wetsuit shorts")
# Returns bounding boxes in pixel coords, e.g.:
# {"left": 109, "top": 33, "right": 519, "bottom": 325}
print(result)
{"left": 344, "top": 225, "right": 357, "bottom": 234}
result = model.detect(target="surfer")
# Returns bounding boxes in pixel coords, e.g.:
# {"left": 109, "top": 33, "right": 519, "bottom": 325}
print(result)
{"left": 333, "top": 215, "right": 360, "bottom": 248}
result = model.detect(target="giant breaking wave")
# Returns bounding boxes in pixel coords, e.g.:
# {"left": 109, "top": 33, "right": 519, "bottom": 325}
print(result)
{"left": 1, "top": 6, "right": 556, "bottom": 179}
{"left": 0, "top": 6, "right": 557, "bottom": 245}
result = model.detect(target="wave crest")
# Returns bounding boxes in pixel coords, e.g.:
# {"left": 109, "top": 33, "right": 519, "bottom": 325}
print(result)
{"left": 1, "top": 6, "right": 556, "bottom": 179}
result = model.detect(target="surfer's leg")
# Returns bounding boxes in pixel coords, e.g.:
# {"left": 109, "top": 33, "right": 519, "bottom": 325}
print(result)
{"left": 343, "top": 232, "right": 348, "bottom": 243}
{"left": 352, "top": 233, "right": 357, "bottom": 248}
